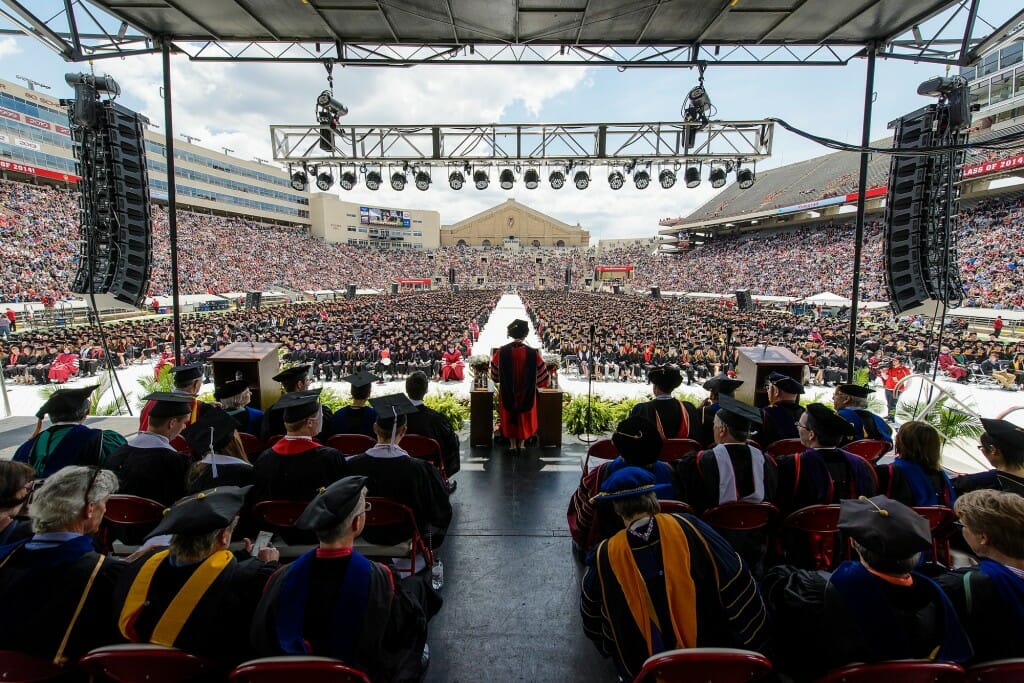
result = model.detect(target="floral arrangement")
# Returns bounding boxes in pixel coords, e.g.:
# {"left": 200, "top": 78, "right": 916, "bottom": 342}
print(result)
{"left": 542, "top": 353, "right": 561, "bottom": 368}
{"left": 469, "top": 354, "right": 491, "bottom": 370}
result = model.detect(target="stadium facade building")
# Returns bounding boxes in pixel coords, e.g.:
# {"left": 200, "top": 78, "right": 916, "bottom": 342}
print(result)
{"left": 308, "top": 193, "right": 440, "bottom": 249}
{"left": 441, "top": 198, "right": 589, "bottom": 248}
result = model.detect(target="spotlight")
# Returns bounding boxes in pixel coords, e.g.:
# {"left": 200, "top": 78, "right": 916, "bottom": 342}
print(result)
{"left": 523, "top": 168, "right": 540, "bottom": 189}
{"left": 499, "top": 169, "right": 515, "bottom": 190}
{"left": 449, "top": 170, "right": 465, "bottom": 190}
{"left": 574, "top": 170, "right": 590, "bottom": 190}
{"left": 339, "top": 171, "right": 356, "bottom": 191}
{"left": 316, "top": 90, "right": 348, "bottom": 117}
{"left": 684, "top": 84, "right": 712, "bottom": 125}
{"left": 684, "top": 166, "right": 701, "bottom": 189}
{"left": 737, "top": 167, "right": 755, "bottom": 189}
{"left": 290, "top": 170, "right": 308, "bottom": 191}
{"left": 365, "top": 170, "right": 382, "bottom": 191}
{"left": 549, "top": 170, "right": 565, "bottom": 190}
{"left": 473, "top": 169, "right": 489, "bottom": 190}
{"left": 608, "top": 170, "right": 624, "bottom": 191}
{"left": 658, "top": 169, "right": 676, "bottom": 189}
{"left": 390, "top": 171, "right": 407, "bottom": 191}
{"left": 709, "top": 166, "right": 727, "bottom": 188}
{"left": 634, "top": 169, "right": 650, "bottom": 190}
{"left": 316, "top": 170, "right": 334, "bottom": 191}
{"left": 414, "top": 170, "right": 431, "bottom": 191}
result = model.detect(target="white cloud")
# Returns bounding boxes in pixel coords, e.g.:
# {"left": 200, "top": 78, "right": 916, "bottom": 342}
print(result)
{"left": 0, "top": 37, "right": 20, "bottom": 58}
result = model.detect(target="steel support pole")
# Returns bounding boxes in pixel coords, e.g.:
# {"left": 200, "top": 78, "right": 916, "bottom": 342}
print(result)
{"left": 847, "top": 45, "right": 876, "bottom": 382}
{"left": 161, "top": 41, "right": 184, "bottom": 363}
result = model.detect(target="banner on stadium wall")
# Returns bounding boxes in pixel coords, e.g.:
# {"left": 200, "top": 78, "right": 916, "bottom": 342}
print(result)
{"left": 0, "top": 107, "right": 19, "bottom": 122}
{"left": 0, "top": 159, "right": 79, "bottom": 183}
{"left": 776, "top": 185, "right": 888, "bottom": 215}
{"left": 397, "top": 279, "right": 431, "bottom": 285}
{"left": 15, "top": 138, "right": 40, "bottom": 151}
{"left": 0, "top": 107, "right": 68, "bottom": 136}
{"left": 594, "top": 266, "right": 635, "bottom": 273}
{"left": 962, "top": 153, "right": 1024, "bottom": 179}
{"left": 0, "top": 134, "right": 7, "bottom": 144}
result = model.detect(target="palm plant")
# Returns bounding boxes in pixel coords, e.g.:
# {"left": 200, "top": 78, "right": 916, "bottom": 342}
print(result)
{"left": 896, "top": 394, "right": 984, "bottom": 443}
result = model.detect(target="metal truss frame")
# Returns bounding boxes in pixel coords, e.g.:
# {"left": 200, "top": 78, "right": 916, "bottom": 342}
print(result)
{"left": 269, "top": 120, "right": 773, "bottom": 168}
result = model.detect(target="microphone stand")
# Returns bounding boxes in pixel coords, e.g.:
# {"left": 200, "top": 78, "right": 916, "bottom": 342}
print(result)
{"left": 578, "top": 323, "right": 598, "bottom": 444}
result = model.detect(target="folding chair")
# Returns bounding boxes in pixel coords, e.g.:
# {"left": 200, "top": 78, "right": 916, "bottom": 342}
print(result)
{"left": 702, "top": 502, "right": 779, "bottom": 532}
{"left": 658, "top": 500, "right": 695, "bottom": 515}
{"left": 632, "top": 647, "right": 773, "bottom": 683}
{"left": 79, "top": 644, "right": 211, "bottom": 683}
{"left": 238, "top": 432, "right": 266, "bottom": 457}
{"left": 230, "top": 656, "right": 371, "bottom": 683}
{"left": 357, "top": 497, "right": 434, "bottom": 572}
{"left": 251, "top": 499, "right": 316, "bottom": 559}
{"left": 327, "top": 433, "right": 376, "bottom": 456}
{"left": 0, "top": 650, "right": 68, "bottom": 682}
{"left": 765, "top": 438, "right": 806, "bottom": 459}
{"left": 967, "top": 658, "right": 1024, "bottom": 682}
{"left": 660, "top": 438, "right": 702, "bottom": 462}
{"left": 912, "top": 505, "right": 957, "bottom": 567}
{"left": 844, "top": 439, "right": 891, "bottom": 464}
{"left": 399, "top": 434, "right": 450, "bottom": 490}
{"left": 781, "top": 504, "right": 844, "bottom": 570}
{"left": 582, "top": 438, "right": 618, "bottom": 473}
{"left": 815, "top": 660, "right": 965, "bottom": 683}
{"left": 100, "top": 495, "right": 166, "bottom": 556}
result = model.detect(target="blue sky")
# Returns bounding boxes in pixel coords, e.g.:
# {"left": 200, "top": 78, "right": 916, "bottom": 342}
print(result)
{"left": 0, "top": 3, "right": 1015, "bottom": 240}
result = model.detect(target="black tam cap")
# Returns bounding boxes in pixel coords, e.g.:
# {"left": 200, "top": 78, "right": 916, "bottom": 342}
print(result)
{"left": 981, "top": 418, "right": 1024, "bottom": 455}
{"left": 170, "top": 363, "right": 204, "bottom": 385}
{"left": 804, "top": 403, "right": 856, "bottom": 438}
{"left": 213, "top": 379, "right": 249, "bottom": 400}
{"left": 648, "top": 366, "right": 682, "bottom": 392}
{"left": 716, "top": 394, "right": 762, "bottom": 433}
{"left": 612, "top": 416, "right": 663, "bottom": 466}
{"left": 181, "top": 407, "right": 238, "bottom": 455}
{"left": 295, "top": 476, "right": 369, "bottom": 531}
{"left": 146, "top": 485, "right": 252, "bottom": 539}
{"left": 276, "top": 389, "right": 323, "bottom": 422}
{"left": 35, "top": 385, "right": 98, "bottom": 419}
{"left": 837, "top": 383, "right": 875, "bottom": 398}
{"left": 703, "top": 375, "right": 743, "bottom": 396}
{"left": 341, "top": 370, "right": 380, "bottom": 388}
{"left": 370, "top": 393, "right": 418, "bottom": 428}
{"left": 272, "top": 364, "right": 311, "bottom": 385}
{"left": 768, "top": 371, "right": 804, "bottom": 395}
{"left": 839, "top": 495, "right": 931, "bottom": 559}
{"left": 507, "top": 319, "right": 529, "bottom": 339}
{"left": 142, "top": 392, "right": 194, "bottom": 418}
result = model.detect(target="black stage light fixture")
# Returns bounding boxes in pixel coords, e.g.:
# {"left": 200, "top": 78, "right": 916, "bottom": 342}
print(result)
{"left": 709, "top": 166, "right": 727, "bottom": 188}
{"left": 634, "top": 169, "right": 650, "bottom": 190}
{"left": 574, "top": 170, "right": 590, "bottom": 190}
{"left": 365, "top": 170, "right": 382, "bottom": 191}
{"left": 316, "top": 169, "right": 334, "bottom": 191}
{"left": 449, "top": 170, "right": 465, "bottom": 190}
{"left": 659, "top": 169, "right": 676, "bottom": 189}
{"left": 608, "top": 170, "right": 624, "bottom": 190}
{"left": 390, "top": 171, "right": 407, "bottom": 191}
{"left": 737, "top": 167, "right": 755, "bottom": 189}
{"left": 339, "top": 171, "right": 356, "bottom": 191}
{"left": 414, "top": 170, "right": 431, "bottom": 191}
{"left": 473, "top": 169, "right": 489, "bottom": 190}
{"left": 684, "top": 166, "right": 701, "bottom": 188}
{"left": 499, "top": 169, "right": 515, "bottom": 190}
{"left": 549, "top": 170, "right": 565, "bottom": 190}
{"left": 523, "top": 168, "right": 540, "bottom": 189}
{"left": 290, "top": 170, "right": 308, "bottom": 191}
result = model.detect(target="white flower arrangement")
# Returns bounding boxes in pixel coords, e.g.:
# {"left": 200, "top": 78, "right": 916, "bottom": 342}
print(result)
{"left": 469, "top": 354, "right": 491, "bottom": 369}
{"left": 542, "top": 353, "right": 561, "bottom": 368}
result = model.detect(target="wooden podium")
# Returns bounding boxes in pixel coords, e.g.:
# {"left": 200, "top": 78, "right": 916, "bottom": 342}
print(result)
{"left": 470, "top": 390, "right": 494, "bottom": 447}
{"left": 469, "top": 389, "right": 563, "bottom": 448}
{"left": 735, "top": 346, "right": 807, "bottom": 408}
{"left": 209, "top": 342, "right": 281, "bottom": 411}
{"left": 536, "top": 389, "right": 563, "bottom": 447}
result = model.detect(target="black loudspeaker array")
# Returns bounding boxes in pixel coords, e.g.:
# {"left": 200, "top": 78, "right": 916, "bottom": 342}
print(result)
{"left": 735, "top": 289, "right": 753, "bottom": 311}
{"left": 347, "top": 284, "right": 357, "bottom": 299}
{"left": 651, "top": 286, "right": 661, "bottom": 298}
{"left": 245, "top": 291, "right": 262, "bottom": 309}
{"left": 67, "top": 100, "right": 152, "bottom": 306}
{"left": 391, "top": 283, "right": 400, "bottom": 295}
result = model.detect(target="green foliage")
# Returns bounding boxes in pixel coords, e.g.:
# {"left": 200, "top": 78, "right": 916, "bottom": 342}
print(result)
{"left": 563, "top": 395, "right": 616, "bottom": 435}
{"left": 853, "top": 368, "right": 870, "bottom": 386}
{"left": 674, "top": 388, "right": 704, "bottom": 406}
{"left": 424, "top": 392, "right": 470, "bottom": 431}
{"left": 39, "top": 373, "right": 125, "bottom": 416}
{"left": 608, "top": 397, "right": 641, "bottom": 425}
{"left": 197, "top": 391, "right": 215, "bottom": 404}
{"left": 318, "top": 387, "right": 352, "bottom": 412}
{"left": 136, "top": 365, "right": 175, "bottom": 408}
{"left": 896, "top": 395, "right": 984, "bottom": 443}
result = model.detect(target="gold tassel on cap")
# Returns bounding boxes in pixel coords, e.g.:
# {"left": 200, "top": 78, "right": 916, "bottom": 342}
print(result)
{"left": 859, "top": 495, "right": 890, "bottom": 517}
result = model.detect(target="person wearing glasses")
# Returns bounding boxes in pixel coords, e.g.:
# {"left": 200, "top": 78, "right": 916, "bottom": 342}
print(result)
{"left": 0, "top": 466, "right": 124, "bottom": 665}
{"left": 953, "top": 418, "right": 1024, "bottom": 498}
{"left": 759, "top": 372, "right": 806, "bottom": 449}
{"left": 0, "top": 461, "right": 36, "bottom": 545}
{"left": 252, "top": 476, "right": 441, "bottom": 681}
{"left": 832, "top": 383, "right": 893, "bottom": 446}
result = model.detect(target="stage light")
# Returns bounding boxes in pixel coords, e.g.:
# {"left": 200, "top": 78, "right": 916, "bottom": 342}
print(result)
{"left": 684, "top": 166, "right": 701, "bottom": 189}
{"left": 339, "top": 171, "right": 356, "bottom": 191}
{"left": 634, "top": 169, "right": 650, "bottom": 190}
{"left": 659, "top": 169, "right": 676, "bottom": 189}
{"left": 709, "top": 166, "right": 727, "bottom": 188}
{"left": 499, "top": 169, "right": 515, "bottom": 190}
{"left": 737, "top": 167, "right": 755, "bottom": 189}
{"left": 549, "top": 170, "right": 565, "bottom": 190}
{"left": 449, "top": 170, "right": 465, "bottom": 190}
{"left": 316, "top": 90, "right": 348, "bottom": 117}
{"left": 473, "top": 169, "right": 489, "bottom": 190}
{"left": 365, "top": 170, "right": 382, "bottom": 191}
{"left": 316, "top": 170, "right": 334, "bottom": 191}
{"left": 414, "top": 170, "right": 431, "bottom": 191}
{"left": 608, "top": 170, "right": 624, "bottom": 190}
{"left": 390, "top": 171, "right": 407, "bottom": 191}
{"left": 290, "top": 170, "right": 308, "bottom": 191}
{"left": 523, "top": 168, "right": 540, "bottom": 189}
{"left": 574, "top": 170, "right": 590, "bottom": 190}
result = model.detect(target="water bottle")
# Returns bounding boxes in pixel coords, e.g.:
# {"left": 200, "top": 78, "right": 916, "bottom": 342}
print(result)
{"left": 431, "top": 559, "right": 444, "bottom": 590}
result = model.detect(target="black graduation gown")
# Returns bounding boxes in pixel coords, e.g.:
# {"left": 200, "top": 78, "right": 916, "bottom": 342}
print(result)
{"left": 676, "top": 444, "right": 779, "bottom": 515}
{"left": 0, "top": 537, "right": 124, "bottom": 662}
{"left": 345, "top": 448, "right": 453, "bottom": 547}
{"left": 759, "top": 401, "right": 805, "bottom": 448}
{"left": 630, "top": 398, "right": 690, "bottom": 439}
{"left": 186, "top": 463, "right": 256, "bottom": 495}
{"left": 251, "top": 552, "right": 441, "bottom": 682}
{"left": 936, "top": 567, "right": 1023, "bottom": 664}
{"left": 404, "top": 405, "right": 462, "bottom": 477}
{"left": 688, "top": 402, "right": 720, "bottom": 448}
{"left": 113, "top": 548, "right": 277, "bottom": 671}
{"left": 252, "top": 440, "right": 349, "bottom": 503}
{"left": 952, "top": 469, "right": 1024, "bottom": 497}
{"left": 105, "top": 444, "right": 191, "bottom": 507}
{"left": 775, "top": 447, "right": 879, "bottom": 512}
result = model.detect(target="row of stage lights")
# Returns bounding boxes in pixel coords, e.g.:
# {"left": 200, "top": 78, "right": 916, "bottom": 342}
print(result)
{"left": 290, "top": 162, "right": 755, "bottom": 193}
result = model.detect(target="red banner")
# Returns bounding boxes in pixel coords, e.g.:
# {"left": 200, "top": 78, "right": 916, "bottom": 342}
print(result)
{"left": 0, "top": 107, "right": 19, "bottom": 122}
{"left": 594, "top": 266, "right": 635, "bottom": 273}
{"left": 55, "top": 124, "right": 71, "bottom": 136}
{"left": 0, "top": 160, "right": 79, "bottom": 183}
{"left": 397, "top": 279, "right": 431, "bottom": 285}
{"left": 843, "top": 185, "right": 888, "bottom": 202}
{"left": 962, "top": 153, "right": 1024, "bottom": 179}
{"left": 23, "top": 116, "right": 50, "bottom": 130}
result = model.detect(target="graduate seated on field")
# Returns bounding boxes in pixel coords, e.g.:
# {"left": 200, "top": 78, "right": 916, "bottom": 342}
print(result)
{"left": 252, "top": 476, "right": 442, "bottom": 682}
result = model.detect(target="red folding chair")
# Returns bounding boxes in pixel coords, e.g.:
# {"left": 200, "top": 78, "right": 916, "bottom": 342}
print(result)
{"left": 632, "top": 647, "right": 773, "bottom": 683}
{"left": 230, "top": 656, "right": 371, "bottom": 683}
{"left": 400, "top": 434, "right": 449, "bottom": 482}
{"left": 583, "top": 438, "right": 618, "bottom": 473}
{"left": 251, "top": 500, "right": 308, "bottom": 533}
{"left": 0, "top": 650, "right": 68, "bottom": 682}
{"left": 265, "top": 434, "right": 283, "bottom": 448}
{"left": 658, "top": 499, "right": 695, "bottom": 515}
{"left": 913, "top": 506, "right": 957, "bottom": 567}
{"left": 815, "top": 660, "right": 965, "bottom": 683}
{"left": 781, "top": 504, "right": 843, "bottom": 570}
{"left": 702, "top": 502, "right": 779, "bottom": 532}
{"left": 327, "top": 433, "right": 376, "bottom": 456}
{"left": 968, "top": 658, "right": 1024, "bottom": 682}
{"left": 660, "top": 438, "right": 702, "bottom": 462}
{"left": 79, "top": 644, "right": 211, "bottom": 683}
{"left": 238, "top": 432, "right": 266, "bottom": 457}
{"left": 844, "top": 439, "right": 891, "bottom": 464}
{"left": 765, "top": 438, "right": 806, "bottom": 459}
{"left": 357, "top": 496, "right": 434, "bottom": 570}
{"left": 100, "top": 495, "right": 166, "bottom": 555}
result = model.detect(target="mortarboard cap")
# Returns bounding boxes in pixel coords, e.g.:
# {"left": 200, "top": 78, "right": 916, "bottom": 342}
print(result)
{"left": 181, "top": 407, "right": 239, "bottom": 456}
{"left": 716, "top": 394, "right": 762, "bottom": 433}
{"left": 35, "top": 385, "right": 98, "bottom": 420}
{"left": 507, "top": 319, "right": 529, "bottom": 339}
{"left": 648, "top": 366, "right": 682, "bottom": 392}
{"left": 142, "top": 391, "right": 194, "bottom": 418}
{"left": 981, "top": 418, "right": 1024, "bottom": 455}
{"left": 276, "top": 389, "right": 322, "bottom": 422}
{"left": 703, "top": 375, "right": 743, "bottom": 396}
{"left": 804, "top": 403, "right": 856, "bottom": 438}
{"left": 611, "top": 416, "right": 664, "bottom": 467}
{"left": 836, "top": 383, "right": 875, "bottom": 398}
{"left": 839, "top": 495, "right": 931, "bottom": 559}
{"left": 272, "top": 364, "right": 311, "bottom": 385}
{"left": 146, "top": 485, "right": 252, "bottom": 539}
{"left": 341, "top": 370, "right": 381, "bottom": 388}
{"left": 295, "top": 476, "right": 369, "bottom": 531}
{"left": 369, "top": 393, "right": 418, "bottom": 426}
{"left": 591, "top": 466, "right": 672, "bottom": 504}
{"left": 213, "top": 379, "right": 249, "bottom": 400}
{"left": 170, "top": 363, "right": 204, "bottom": 385}
{"left": 767, "top": 372, "right": 804, "bottom": 395}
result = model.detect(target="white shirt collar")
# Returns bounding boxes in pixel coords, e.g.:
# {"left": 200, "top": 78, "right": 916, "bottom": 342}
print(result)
{"left": 128, "top": 432, "right": 177, "bottom": 451}
{"left": 409, "top": 399, "right": 424, "bottom": 406}
{"left": 362, "top": 443, "right": 409, "bottom": 459}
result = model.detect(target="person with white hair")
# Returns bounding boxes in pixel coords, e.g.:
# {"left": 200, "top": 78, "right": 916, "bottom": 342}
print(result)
{"left": 0, "top": 466, "right": 124, "bottom": 664}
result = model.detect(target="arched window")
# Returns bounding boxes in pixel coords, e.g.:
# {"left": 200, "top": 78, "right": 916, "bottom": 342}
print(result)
{"left": 532, "top": 239, "right": 541, "bottom": 247}
{"left": 482, "top": 239, "right": 491, "bottom": 247}
{"left": 457, "top": 239, "right": 467, "bottom": 246}
{"left": 556, "top": 240, "right": 565, "bottom": 248}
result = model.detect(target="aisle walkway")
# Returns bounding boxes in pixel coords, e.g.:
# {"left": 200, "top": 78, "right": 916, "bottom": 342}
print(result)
{"left": 471, "top": 291, "right": 542, "bottom": 357}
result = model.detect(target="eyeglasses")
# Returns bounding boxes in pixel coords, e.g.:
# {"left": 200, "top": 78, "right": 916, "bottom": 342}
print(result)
{"left": 796, "top": 423, "right": 810, "bottom": 432}
{"left": 83, "top": 466, "right": 101, "bottom": 506}
{"left": 952, "top": 520, "right": 966, "bottom": 531}
{"left": 362, "top": 500, "right": 373, "bottom": 514}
